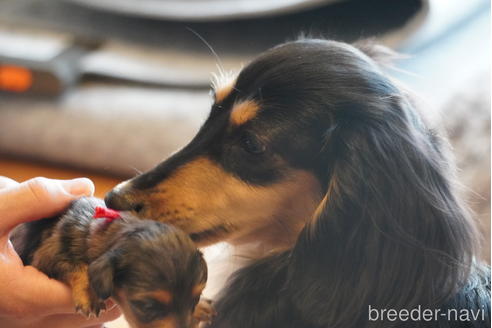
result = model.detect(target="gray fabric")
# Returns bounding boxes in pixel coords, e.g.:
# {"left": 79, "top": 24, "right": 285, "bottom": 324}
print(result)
{"left": 0, "top": 0, "right": 428, "bottom": 88}
{"left": 0, "top": 84, "right": 210, "bottom": 176}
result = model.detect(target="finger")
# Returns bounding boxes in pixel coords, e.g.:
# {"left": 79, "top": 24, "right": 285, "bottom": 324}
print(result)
{"left": 0, "top": 177, "right": 95, "bottom": 232}
{"left": 0, "top": 176, "right": 18, "bottom": 190}
{"left": 8, "top": 265, "right": 77, "bottom": 316}
{"left": 7, "top": 262, "right": 117, "bottom": 318}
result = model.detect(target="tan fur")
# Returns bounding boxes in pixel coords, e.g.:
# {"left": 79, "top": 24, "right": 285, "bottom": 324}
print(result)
{"left": 148, "top": 290, "right": 173, "bottom": 305}
{"left": 143, "top": 317, "right": 177, "bottom": 328}
{"left": 311, "top": 178, "right": 338, "bottom": 225}
{"left": 192, "top": 283, "right": 206, "bottom": 297}
{"left": 116, "top": 291, "right": 179, "bottom": 328}
{"left": 211, "top": 70, "right": 236, "bottom": 104}
{"left": 67, "top": 265, "right": 94, "bottom": 316}
{"left": 214, "top": 81, "right": 235, "bottom": 103}
{"left": 121, "top": 156, "right": 322, "bottom": 248}
{"left": 230, "top": 100, "right": 261, "bottom": 126}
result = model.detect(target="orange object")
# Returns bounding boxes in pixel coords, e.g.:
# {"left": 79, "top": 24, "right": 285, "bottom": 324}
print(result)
{"left": 0, "top": 65, "right": 33, "bottom": 92}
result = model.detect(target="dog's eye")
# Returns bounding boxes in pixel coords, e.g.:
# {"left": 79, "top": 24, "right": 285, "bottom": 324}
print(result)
{"left": 240, "top": 133, "right": 266, "bottom": 154}
{"left": 130, "top": 299, "right": 170, "bottom": 321}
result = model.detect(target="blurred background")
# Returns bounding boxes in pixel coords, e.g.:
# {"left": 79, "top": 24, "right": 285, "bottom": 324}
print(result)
{"left": 0, "top": 1, "right": 489, "bottom": 323}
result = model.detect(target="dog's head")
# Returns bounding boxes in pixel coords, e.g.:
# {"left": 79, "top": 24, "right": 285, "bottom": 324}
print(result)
{"left": 105, "top": 39, "right": 479, "bottom": 326}
{"left": 89, "top": 221, "right": 207, "bottom": 328}
{"left": 105, "top": 40, "right": 392, "bottom": 247}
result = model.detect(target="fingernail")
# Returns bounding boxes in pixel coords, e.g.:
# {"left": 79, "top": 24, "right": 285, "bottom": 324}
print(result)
{"left": 62, "top": 178, "right": 95, "bottom": 197}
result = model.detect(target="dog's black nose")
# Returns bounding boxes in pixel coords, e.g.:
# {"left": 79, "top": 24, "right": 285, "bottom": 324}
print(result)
{"left": 105, "top": 190, "right": 142, "bottom": 212}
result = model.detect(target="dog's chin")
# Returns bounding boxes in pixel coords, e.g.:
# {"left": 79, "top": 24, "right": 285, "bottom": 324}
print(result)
{"left": 189, "top": 225, "right": 231, "bottom": 246}
{"left": 136, "top": 212, "right": 232, "bottom": 246}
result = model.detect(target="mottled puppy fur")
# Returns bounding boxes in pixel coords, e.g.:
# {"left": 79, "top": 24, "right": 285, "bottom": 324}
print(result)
{"left": 12, "top": 197, "right": 211, "bottom": 328}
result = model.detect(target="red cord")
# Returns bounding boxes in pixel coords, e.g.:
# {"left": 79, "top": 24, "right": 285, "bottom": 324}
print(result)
{"left": 93, "top": 207, "right": 121, "bottom": 223}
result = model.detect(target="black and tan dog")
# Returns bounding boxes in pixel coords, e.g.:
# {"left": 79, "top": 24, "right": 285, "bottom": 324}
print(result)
{"left": 106, "top": 39, "right": 490, "bottom": 327}
{"left": 12, "top": 197, "right": 213, "bottom": 328}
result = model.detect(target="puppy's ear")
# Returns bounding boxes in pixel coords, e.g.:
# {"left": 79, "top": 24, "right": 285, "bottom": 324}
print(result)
{"left": 88, "top": 250, "right": 120, "bottom": 300}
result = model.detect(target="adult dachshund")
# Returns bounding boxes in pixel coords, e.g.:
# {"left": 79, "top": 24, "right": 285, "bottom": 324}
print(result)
{"left": 106, "top": 39, "right": 490, "bottom": 328}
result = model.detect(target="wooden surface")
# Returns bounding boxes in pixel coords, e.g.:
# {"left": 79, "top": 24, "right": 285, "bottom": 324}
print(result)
{"left": 0, "top": 158, "right": 121, "bottom": 198}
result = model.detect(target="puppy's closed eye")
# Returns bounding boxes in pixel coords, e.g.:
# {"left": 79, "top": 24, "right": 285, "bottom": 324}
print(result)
{"left": 130, "top": 298, "right": 170, "bottom": 322}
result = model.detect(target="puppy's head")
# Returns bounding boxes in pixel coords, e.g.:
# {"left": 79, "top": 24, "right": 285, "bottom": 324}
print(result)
{"left": 89, "top": 221, "right": 207, "bottom": 328}
{"left": 105, "top": 39, "right": 390, "bottom": 247}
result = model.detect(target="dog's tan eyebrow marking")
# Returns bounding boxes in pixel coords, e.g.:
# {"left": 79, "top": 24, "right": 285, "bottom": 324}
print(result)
{"left": 230, "top": 99, "right": 261, "bottom": 126}
{"left": 148, "top": 317, "right": 177, "bottom": 328}
{"left": 146, "top": 290, "right": 173, "bottom": 305}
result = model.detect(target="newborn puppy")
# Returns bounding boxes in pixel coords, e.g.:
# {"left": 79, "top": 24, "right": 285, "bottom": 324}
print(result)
{"left": 12, "top": 197, "right": 213, "bottom": 328}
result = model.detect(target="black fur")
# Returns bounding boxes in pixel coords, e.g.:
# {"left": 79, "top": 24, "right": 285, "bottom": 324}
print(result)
{"left": 89, "top": 249, "right": 118, "bottom": 300}
{"left": 210, "top": 252, "right": 311, "bottom": 328}
{"left": 104, "top": 39, "right": 490, "bottom": 327}
{"left": 207, "top": 40, "right": 490, "bottom": 327}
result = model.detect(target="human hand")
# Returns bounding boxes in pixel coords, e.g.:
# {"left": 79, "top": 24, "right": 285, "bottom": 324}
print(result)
{"left": 0, "top": 176, "right": 121, "bottom": 328}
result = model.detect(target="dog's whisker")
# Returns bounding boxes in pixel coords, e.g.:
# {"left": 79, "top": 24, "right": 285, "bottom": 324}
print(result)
{"left": 129, "top": 165, "right": 142, "bottom": 176}
{"left": 186, "top": 27, "right": 226, "bottom": 79}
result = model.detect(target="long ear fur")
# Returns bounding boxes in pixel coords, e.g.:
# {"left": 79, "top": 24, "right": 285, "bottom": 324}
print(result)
{"left": 288, "top": 89, "right": 478, "bottom": 327}
{"left": 354, "top": 39, "right": 405, "bottom": 68}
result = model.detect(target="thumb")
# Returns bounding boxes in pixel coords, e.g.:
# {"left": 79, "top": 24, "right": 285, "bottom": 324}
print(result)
{"left": 0, "top": 177, "right": 94, "bottom": 233}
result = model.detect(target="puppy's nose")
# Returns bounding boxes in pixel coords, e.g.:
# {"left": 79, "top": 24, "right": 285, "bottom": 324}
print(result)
{"left": 105, "top": 190, "right": 142, "bottom": 212}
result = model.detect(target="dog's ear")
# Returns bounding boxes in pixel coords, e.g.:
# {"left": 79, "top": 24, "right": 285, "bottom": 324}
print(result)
{"left": 288, "top": 91, "right": 477, "bottom": 327}
{"left": 89, "top": 250, "right": 121, "bottom": 300}
{"left": 354, "top": 39, "right": 404, "bottom": 68}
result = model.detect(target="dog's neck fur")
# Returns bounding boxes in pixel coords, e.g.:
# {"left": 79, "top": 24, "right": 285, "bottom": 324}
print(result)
{"left": 230, "top": 219, "right": 304, "bottom": 251}
{"left": 202, "top": 216, "right": 303, "bottom": 300}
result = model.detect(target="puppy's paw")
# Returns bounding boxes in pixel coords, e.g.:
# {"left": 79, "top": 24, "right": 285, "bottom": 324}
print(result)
{"left": 70, "top": 265, "right": 106, "bottom": 318}
{"left": 73, "top": 287, "right": 106, "bottom": 318}
{"left": 89, "top": 291, "right": 107, "bottom": 317}
{"left": 74, "top": 299, "right": 93, "bottom": 318}
{"left": 193, "top": 298, "right": 217, "bottom": 325}
{"left": 74, "top": 298, "right": 105, "bottom": 318}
